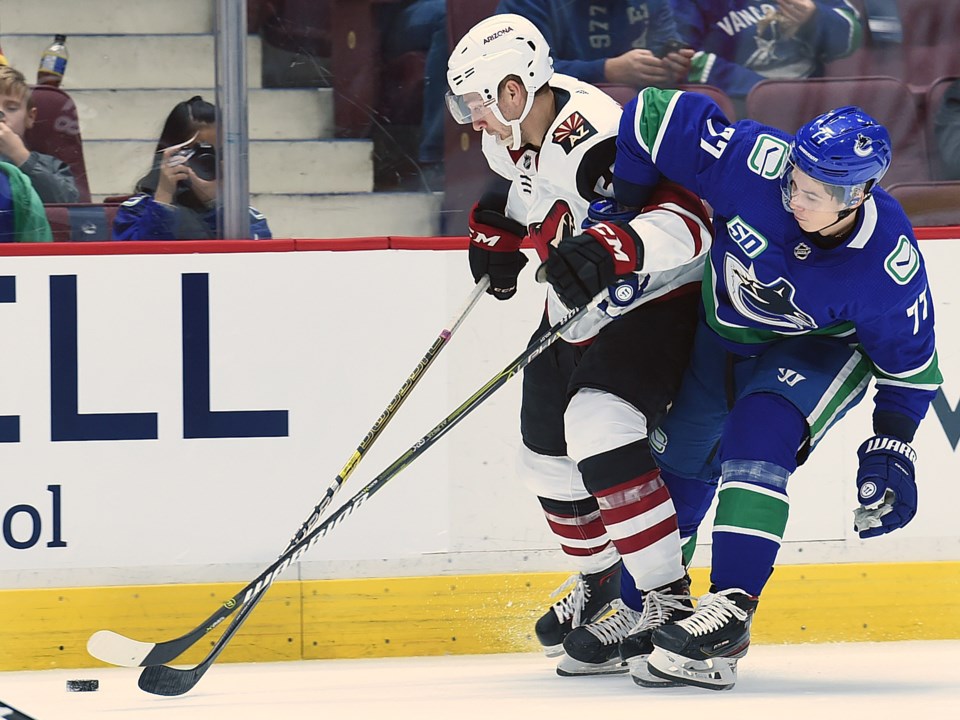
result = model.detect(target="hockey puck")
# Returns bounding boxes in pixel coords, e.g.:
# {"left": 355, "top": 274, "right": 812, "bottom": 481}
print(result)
{"left": 66, "top": 679, "right": 99, "bottom": 692}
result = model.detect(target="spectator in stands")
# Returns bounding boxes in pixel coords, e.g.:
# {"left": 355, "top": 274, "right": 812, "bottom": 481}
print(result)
{"left": 380, "top": 0, "right": 447, "bottom": 190}
{"left": 496, "top": 0, "right": 693, "bottom": 89}
{"left": 672, "top": 1, "right": 864, "bottom": 100}
{"left": 0, "top": 65, "right": 80, "bottom": 204}
{"left": 0, "top": 161, "right": 53, "bottom": 242}
{"left": 934, "top": 78, "right": 960, "bottom": 180}
{"left": 113, "top": 96, "right": 271, "bottom": 241}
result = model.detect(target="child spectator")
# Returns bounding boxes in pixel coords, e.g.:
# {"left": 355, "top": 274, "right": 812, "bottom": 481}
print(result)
{"left": 113, "top": 96, "right": 271, "bottom": 241}
{"left": 0, "top": 161, "right": 54, "bottom": 242}
{"left": 0, "top": 65, "right": 80, "bottom": 204}
{"left": 672, "top": 1, "right": 864, "bottom": 99}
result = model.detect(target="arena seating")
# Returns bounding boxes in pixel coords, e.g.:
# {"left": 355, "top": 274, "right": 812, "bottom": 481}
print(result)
{"left": 43, "top": 203, "right": 120, "bottom": 242}
{"left": 23, "top": 86, "right": 92, "bottom": 203}
{"left": 745, "top": 76, "right": 929, "bottom": 186}
{"left": 886, "top": 181, "right": 960, "bottom": 227}
{"left": 925, "top": 76, "right": 959, "bottom": 180}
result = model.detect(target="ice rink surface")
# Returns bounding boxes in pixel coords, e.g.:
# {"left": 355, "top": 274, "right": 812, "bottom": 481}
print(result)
{"left": 2, "top": 640, "right": 958, "bottom": 720}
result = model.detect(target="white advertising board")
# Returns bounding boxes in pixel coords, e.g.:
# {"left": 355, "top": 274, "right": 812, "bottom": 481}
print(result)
{"left": 0, "top": 240, "right": 957, "bottom": 588}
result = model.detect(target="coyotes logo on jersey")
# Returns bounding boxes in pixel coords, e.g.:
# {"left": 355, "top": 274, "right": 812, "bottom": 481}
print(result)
{"left": 552, "top": 111, "right": 598, "bottom": 154}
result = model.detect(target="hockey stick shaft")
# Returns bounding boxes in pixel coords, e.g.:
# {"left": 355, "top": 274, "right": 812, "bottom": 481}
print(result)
{"left": 138, "top": 299, "right": 596, "bottom": 696}
{"left": 89, "top": 277, "right": 489, "bottom": 669}
{"left": 281, "top": 275, "right": 490, "bottom": 550}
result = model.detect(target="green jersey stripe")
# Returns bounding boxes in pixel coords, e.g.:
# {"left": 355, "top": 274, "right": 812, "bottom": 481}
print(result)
{"left": 808, "top": 352, "right": 873, "bottom": 442}
{"left": 715, "top": 485, "right": 789, "bottom": 538}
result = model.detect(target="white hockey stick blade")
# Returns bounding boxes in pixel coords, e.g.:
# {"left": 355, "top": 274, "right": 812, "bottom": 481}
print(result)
{"left": 87, "top": 630, "right": 155, "bottom": 667}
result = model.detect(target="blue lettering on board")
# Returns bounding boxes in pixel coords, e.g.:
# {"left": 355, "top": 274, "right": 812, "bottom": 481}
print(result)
{"left": 50, "top": 275, "right": 159, "bottom": 440}
{"left": 181, "top": 273, "right": 289, "bottom": 439}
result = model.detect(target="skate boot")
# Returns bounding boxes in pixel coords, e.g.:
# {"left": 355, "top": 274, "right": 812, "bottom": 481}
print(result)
{"left": 534, "top": 561, "right": 621, "bottom": 657}
{"left": 646, "top": 587, "right": 758, "bottom": 691}
{"left": 619, "top": 576, "right": 694, "bottom": 687}
{"left": 555, "top": 599, "right": 640, "bottom": 676}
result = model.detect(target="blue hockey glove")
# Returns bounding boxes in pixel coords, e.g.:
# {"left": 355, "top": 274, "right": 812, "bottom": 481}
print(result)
{"left": 853, "top": 435, "right": 918, "bottom": 539}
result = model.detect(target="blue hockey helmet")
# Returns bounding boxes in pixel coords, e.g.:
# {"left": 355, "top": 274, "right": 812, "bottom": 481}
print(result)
{"left": 781, "top": 106, "right": 892, "bottom": 212}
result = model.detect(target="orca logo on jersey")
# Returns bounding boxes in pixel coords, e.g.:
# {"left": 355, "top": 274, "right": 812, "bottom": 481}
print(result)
{"left": 552, "top": 112, "right": 598, "bottom": 154}
{"left": 723, "top": 253, "right": 817, "bottom": 331}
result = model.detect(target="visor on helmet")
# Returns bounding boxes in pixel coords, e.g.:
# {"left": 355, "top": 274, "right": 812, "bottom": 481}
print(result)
{"left": 445, "top": 90, "right": 498, "bottom": 125}
{"left": 780, "top": 158, "right": 867, "bottom": 214}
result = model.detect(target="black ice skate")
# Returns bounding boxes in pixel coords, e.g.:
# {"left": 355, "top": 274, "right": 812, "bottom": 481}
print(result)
{"left": 646, "top": 587, "right": 758, "bottom": 691}
{"left": 535, "top": 562, "right": 621, "bottom": 657}
{"left": 555, "top": 599, "right": 639, "bottom": 676}
{"left": 619, "top": 577, "right": 694, "bottom": 687}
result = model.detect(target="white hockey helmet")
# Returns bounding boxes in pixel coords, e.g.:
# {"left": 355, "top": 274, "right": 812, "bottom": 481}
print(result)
{"left": 446, "top": 13, "right": 553, "bottom": 150}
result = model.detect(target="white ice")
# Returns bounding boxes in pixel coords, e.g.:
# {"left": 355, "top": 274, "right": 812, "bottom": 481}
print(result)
{"left": 2, "top": 640, "right": 958, "bottom": 720}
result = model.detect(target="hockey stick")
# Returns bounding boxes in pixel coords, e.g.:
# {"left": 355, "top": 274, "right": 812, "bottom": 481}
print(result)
{"left": 0, "top": 699, "right": 37, "bottom": 720}
{"left": 137, "top": 298, "right": 597, "bottom": 696}
{"left": 87, "top": 276, "right": 490, "bottom": 669}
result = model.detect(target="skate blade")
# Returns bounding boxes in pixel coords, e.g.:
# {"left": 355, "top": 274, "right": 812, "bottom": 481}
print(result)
{"left": 556, "top": 655, "right": 627, "bottom": 677}
{"left": 542, "top": 643, "right": 565, "bottom": 659}
{"left": 646, "top": 648, "right": 738, "bottom": 691}
{"left": 627, "top": 655, "right": 684, "bottom": 688}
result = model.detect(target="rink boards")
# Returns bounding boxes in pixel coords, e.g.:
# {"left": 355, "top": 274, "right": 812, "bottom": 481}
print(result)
{"left": 0, "top": 232, "right": 957, "bottom": 670}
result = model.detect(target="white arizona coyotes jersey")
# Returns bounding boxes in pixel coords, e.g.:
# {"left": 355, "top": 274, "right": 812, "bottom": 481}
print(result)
{"left": 481, "top": 74, "right": 711, "bottom": 343}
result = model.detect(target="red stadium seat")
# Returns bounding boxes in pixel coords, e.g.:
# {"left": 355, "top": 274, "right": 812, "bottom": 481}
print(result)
{"left": 745, "top": 77, "right": 929, "bottom": 186}
{"left": 43, "top": 203, "right": 120, "bottom": 242}
{"left": 886, "top": 181, "right": 960, "bottom": 227}
{"left": 23, "top": 86, "right": 91, "bottom": 203}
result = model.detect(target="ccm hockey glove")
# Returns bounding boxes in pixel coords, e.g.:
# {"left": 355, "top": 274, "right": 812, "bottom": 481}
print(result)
{"left": 468, "top": 196, "right": 528, "bottom": 301}
{"left": 853, "top": 435, "right": 918, "bottom": 539}
{"left": 542, "top": 221, "right": 643, "bottom": 309}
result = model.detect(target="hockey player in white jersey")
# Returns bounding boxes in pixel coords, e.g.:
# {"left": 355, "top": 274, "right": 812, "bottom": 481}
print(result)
{"left": 446, "top": 14, "right": 712, "bottom": 675}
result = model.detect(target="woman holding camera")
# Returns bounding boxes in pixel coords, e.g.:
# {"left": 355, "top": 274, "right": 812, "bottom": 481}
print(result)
{"left": 112, "top": 95, "right": 271, "bottom": 241}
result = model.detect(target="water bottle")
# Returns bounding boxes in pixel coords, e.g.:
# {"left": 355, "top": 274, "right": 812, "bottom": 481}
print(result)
{"left": 37, "top": 34, "right": 68, "bottom": 87}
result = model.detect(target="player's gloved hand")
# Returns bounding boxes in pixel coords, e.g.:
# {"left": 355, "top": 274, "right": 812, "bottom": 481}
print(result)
{"left": 468, "top": 198, "right": 528, "bottom": 301}
{"left": 541, "top": 221, "right": 643, "bottom": 308}
{"left": 853, "top": 435, "right": 918, "bottom": 539}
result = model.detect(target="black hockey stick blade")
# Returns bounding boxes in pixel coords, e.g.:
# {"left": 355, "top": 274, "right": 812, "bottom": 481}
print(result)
{"left": 138, "top": 577, "right": 263, "bottom": 696}
{"left": 89, "top": 279, "right": 491, "bottom": 670}
{"left": 136, "top": 297, "right": 597, "bottom": 697}
{"left": 0, "top": 698, "right": 38, "bottom": 720}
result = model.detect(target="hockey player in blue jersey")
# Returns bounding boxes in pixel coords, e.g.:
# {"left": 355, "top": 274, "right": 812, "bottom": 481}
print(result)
{"left": 541, "top": 90, "right": 942, "bottom": 690}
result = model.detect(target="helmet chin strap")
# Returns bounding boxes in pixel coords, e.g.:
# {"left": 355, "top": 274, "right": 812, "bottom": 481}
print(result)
{"left": 492, "top": 89, "right": 537, "bottom": 151}
{"left": 809, "top": 206, "right": 857, "bottom": 237}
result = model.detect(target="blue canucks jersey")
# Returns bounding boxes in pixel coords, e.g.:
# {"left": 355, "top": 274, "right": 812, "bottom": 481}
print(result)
{"left": 613, "top": 88, "right": 941, "bottom": 429}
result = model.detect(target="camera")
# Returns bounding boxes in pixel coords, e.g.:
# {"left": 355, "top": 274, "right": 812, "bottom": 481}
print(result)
{"left": 170, "top": 143, "right": 217, "bottom": 181}
{"left": 0, "top": 109, "right": 5, "bottom": 122}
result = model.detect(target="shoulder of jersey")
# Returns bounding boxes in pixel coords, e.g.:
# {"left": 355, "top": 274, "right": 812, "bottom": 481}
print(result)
{"left": 544, "top": 75, "right": 620, "bottom": 158}
{"left": 866, "top": 191, "right": 923, "bottom": 282}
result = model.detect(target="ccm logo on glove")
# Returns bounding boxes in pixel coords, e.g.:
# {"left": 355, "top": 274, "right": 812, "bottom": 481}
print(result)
{"left": 467, "top": 199, "right": 528, "bottom": 301}
{"left": 588, "top": 223, "right": 632, "bottom": 265}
